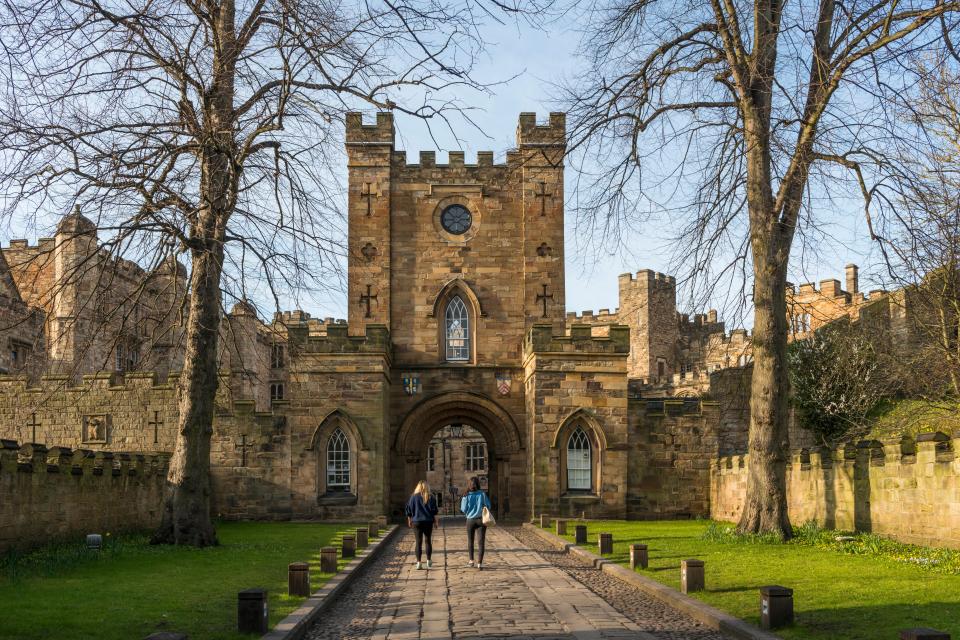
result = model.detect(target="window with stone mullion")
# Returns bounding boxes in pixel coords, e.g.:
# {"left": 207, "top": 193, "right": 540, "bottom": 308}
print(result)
{"left": 326, "top": 428, "right": 350, "bottom": 492}
{"left": 445, "top": 295, "right": 470, "bottom": 362}
{"left": 567, "top": 427, "right": 592, "bottom": 491}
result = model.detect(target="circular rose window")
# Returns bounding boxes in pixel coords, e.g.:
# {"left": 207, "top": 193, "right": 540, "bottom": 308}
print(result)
{"left": 440, "top": 204, "right": 472, "bottom": 235}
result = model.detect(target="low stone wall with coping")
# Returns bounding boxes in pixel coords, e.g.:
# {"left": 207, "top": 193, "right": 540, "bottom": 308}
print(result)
{"left": 0, "top": 439, "right": 169, "bottom": 551}
{"left": 711, "top": 432, "right": 960, "bottom": 548}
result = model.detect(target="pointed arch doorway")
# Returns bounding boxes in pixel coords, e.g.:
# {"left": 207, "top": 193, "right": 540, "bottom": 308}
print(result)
{"left": 392, "top": 391, "right": 525, "bottom": 521}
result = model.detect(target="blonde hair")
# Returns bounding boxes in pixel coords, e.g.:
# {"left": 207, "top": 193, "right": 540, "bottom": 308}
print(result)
{"left": 413, "top": 480, "right": 431, "bottom": 504}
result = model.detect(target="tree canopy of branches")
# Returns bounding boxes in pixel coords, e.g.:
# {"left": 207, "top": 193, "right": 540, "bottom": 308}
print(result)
{"left": 561, "top": 0, "right": 960, "bottom": 537}
{"left": 0, "top": 0, "right": 533, "bottom": 546}
{"left": 788, "top": 319, "right": 891, "bottom": 446}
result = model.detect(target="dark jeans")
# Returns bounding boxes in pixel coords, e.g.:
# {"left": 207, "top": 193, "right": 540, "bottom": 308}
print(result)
{"left": 466, "top": 517, "right": 486, "bottom": 563}
{"left": 414, "top": 521, "right": 433, "bottom": 562}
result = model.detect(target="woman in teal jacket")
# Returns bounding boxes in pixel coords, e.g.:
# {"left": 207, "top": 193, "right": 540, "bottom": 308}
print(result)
{"left": 459, "top": 476, "right": 491, "bottom": 569}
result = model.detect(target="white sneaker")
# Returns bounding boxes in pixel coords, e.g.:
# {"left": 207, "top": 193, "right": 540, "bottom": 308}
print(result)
{"left": 415, "top": 561, "right": 422, "bottom": 570}
{"left": 427, "top": 560, "right": 433, "bottom": 568}
{"left": 467, "top": 560, "right": 474, "bottom": 567}
{"left": 476, "top": 563, "right": 483, "bottom": 571}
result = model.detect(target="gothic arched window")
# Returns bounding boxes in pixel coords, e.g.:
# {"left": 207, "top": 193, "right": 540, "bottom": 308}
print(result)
{"left": 445, "top": 295, "right": 470, "bottom": 361}
{"left": 326, "top": 428, "right": 350, "bottom": 492}
{"left": 567, "top": 427, "right": 592, "bottom": 491}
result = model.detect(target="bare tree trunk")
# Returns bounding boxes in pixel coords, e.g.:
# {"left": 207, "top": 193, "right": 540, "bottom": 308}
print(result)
{"left": 739, "top": 218, "right": 793, "bottom": 538}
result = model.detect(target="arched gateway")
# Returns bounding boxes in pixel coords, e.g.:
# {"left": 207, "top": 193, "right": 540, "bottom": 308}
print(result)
{"left": 391, "top": 392, "right": 525, "bottom": 520}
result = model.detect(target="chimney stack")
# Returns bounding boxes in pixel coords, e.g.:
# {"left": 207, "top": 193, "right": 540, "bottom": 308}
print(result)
{"left": 845, "top": 264, "right": 859, "bottom": 295}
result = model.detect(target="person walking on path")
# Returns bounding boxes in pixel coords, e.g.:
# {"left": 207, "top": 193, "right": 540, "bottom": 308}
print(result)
{"left": 405, "top": 480, "right": 439, "bottom": 570}
{"left": 459, "top": 476, "right": 492, "bottom": 570}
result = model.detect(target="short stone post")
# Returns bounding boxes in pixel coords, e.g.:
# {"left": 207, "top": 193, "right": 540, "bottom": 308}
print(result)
{"left": 342, "top": 534, "right": 356, "bottom": 558}
{"left": 237, "top": 588, "right": 268, "bottom": 634}
{"left": 320, "top": 546, "right": 338, "bottom": 573}
{"left": 556, "top": 519, "right": 567, "bottom": 536}
{"left": 629, "top": 544, "right": 648, "bottom": 570}
{"left": 598, "top": 532, "right": 613, "bottom": 555}
{"left": 760, "top": 586, "right": 793, "bottom": 629}
{"left": 540, "top": 513, "right": 550, "bottom": 528}
{"left": 288, "top": 562, "right": 310, "bottom": 597}
{"left": 368, "top": 522, "right": 378, "bottom": 538}
{"left": 574, "top": 524, "right": 587, "bottom": 545}
{"left": 681, "top": 559, "right": 705, "bottom": 593}
{"left": 86, "top": 534, "right": 103, "bottom": 551}
{"left": 377, "top": 515, "right": 388, "bottom": 528}
{"left": 900, "top": 630, "right": 952, "bottom": 640}
{"left": 144, "top": 633, "right": 188, "bottom": 640}
{"left": 356, "top": 527, "right": 368, "bottom": 549}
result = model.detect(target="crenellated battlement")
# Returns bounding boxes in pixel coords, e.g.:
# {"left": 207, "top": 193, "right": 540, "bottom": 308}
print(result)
{"left": 565, "top": 308, "right": 620, "bottom": 323}
{"left": 345, "top": 112, "right": 394, "bottom": 145}
{"left": 618, "top": 269, "right": 676, "bottom": 290}
{"left": 517, "top": 112, "right": 566, "bottom": 147}
{"left": 391, "top": 149, "right": 511, "bottom": 169}
{"left": 525, "top": 323, "right": 630, "bottom": 355}
{"left": 1, "top": 439, "right": 171, "bottom": 477}
{"left": 288, "top": 322, "right": 391, "bottom": 354}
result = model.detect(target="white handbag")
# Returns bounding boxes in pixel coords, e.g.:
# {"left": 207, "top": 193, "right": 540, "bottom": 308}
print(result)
{"left": 481, "top": 506, "right": 496, "bottom": 527}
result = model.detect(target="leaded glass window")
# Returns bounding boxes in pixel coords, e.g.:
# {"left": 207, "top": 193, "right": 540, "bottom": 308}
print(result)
{"left": 567, "top": 427, "right": 592, "bottom": 491}
{"left": 445, "top": 296, "right": 470, "bottom": 361}
{"left": 327, "top": 428, "right": 350, "bottom": 491}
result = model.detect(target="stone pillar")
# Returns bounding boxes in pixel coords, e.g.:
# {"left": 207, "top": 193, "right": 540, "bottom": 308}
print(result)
{"left": 377, "top": 515, "right": 388, "bottom": 528}
{"left": 629, "top": 544, "right": 648, "bottom": 570}
{"left": 320, "top": 546, "right": 338, "bottom": 573}
{"left": 356, "top": 527, "right": 368, "bottom": 549}
{"left": 368, "top": 522, "right": 378, "bottom": 538}
{"left": 237, "top": 589, "right": 269, "bottom": 634}
{"left": 760, "top": 586, "right": 793, "bottom": 629}
{"left": 288, "top": 562, "right": 310, "bottom": 597}
{"left": 574, "top": 524, "right": 587, "bottom": 545}
{"left": 900, "top": 630, "right": 951, "bottom": 640}
{"left": 681, "top": 559, "right": 704, "bottom": 593}
{"left": 342, "top": 534, "right": 356, "bottom": 558}
{"left": 556, "top": 520, "right": 567, "bottom": 536}
{"left": 598, "top": 532, "right": 613, "bottom": 555}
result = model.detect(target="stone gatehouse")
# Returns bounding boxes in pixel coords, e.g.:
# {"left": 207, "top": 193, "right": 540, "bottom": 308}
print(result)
{"left": 0, "top": 112, "right": 756, "bottom": 526}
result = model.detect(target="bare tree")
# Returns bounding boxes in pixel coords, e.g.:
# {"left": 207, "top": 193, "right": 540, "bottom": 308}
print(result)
{"left": 0, "top": 0, "right": 534, "bottom": 545}
{"left": 560, "top": 1, "right": 960, "bottom": 537}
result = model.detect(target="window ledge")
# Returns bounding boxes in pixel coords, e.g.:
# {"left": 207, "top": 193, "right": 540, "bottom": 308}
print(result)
{"left": 561, "top": 492, "right": 601, "bottom": 501}
{"left": 317, "top": 492, "right": 358, "bottom": 506}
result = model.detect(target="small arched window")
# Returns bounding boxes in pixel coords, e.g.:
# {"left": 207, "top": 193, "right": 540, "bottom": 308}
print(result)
{"left": 327, "top": 428, "right": 350, "bottom": 492}
{"left": 567, "top": 427, "right": 592, "bottom": 491}
{"left": 445, "top": 295, "right": 470, "bottom": 361}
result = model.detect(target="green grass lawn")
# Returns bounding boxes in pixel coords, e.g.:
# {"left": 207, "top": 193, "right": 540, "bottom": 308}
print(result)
{"left": 0, "top": 521, "right": 372, "bottom": 640}
{"left": 546, "top": 519, "right": 960, "bottom": 640}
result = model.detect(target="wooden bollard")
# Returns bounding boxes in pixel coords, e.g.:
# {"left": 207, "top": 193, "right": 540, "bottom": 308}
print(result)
{"left": 900, "top": 630, "right": 952, "bottom": 640}
{"left": 320, "top": 546, "right": 338, "bottom": 573}
{"left": 681, "top": 559, "right": 704, "bottom": 593}
{"left": 342, "top": 534, "right": 356, "bottom": 558}
{"left": 598, "top": 532, "right": 613, "bottom": 554}
{"left": 356, "top": 527, "right": 368, "bottom": 548}
{"left": 574, "top": 524, "right": 587, "bottom": 545}
{"left": 630, "top": 544, "right": 648, "bottom": 569}
{"left": 377, "top": 515, "right": 388, "bottom": 528}
{"left": 368, "top": 522, "right": 378, "bottom": 538}
{"left": 288, "top": 562, "right": 310, "bottom": 597}
{"left": 237, "top": 588, "right": 268, "bottom": 634}
{"left": 760, "top": 586, "right": 793, "bottom": 629}
{"left": 556, "top": 519, "right": 567, "bottom": 536}
{"left": 539, "top": 513, "right": 550, "bottom": 528}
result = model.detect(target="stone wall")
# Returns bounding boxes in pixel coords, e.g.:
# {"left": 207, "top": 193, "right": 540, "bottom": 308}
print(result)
{"left": 0, "top": 440, "right": 168, "bottom": 550}
{"left": 710, "top": 433, "right": 960, "bottom": 549}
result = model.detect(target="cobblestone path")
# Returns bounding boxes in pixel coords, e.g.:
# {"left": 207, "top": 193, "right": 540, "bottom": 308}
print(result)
{"left": 307, "top": 520, "right": 726, "bottom": 640}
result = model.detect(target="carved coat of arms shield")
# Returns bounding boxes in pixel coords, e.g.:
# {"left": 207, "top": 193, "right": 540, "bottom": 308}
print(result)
{"left": 495, "top": 371, "right": 511, "bottom": 396}
{"left": 402, "top": 373, "right": 421, "bottom": 396}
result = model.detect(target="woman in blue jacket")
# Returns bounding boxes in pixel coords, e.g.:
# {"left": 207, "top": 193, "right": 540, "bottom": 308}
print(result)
{"left": 459, "top": 476, "right": 491, "bottom": 569}
{"left": 405, "top": 480, "right": 439, "bottom": 569}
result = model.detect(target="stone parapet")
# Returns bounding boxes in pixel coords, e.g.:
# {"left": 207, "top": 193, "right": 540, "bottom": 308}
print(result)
{"left": 0, "top": 439, "right": 168, "bottom": 551}
{"left": 288, "top": 323, "right": 391, "bottom": 354}
{"left": 524, "top": 323, "right": 630, "bottom": 356}
{"left": 711, "top": 432, "right": 960, "bottom": 549}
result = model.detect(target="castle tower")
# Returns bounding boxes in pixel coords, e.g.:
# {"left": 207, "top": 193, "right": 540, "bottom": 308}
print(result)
{"left": 518, "top": 113, "right": 566, "bottom": 333}
{"left": 50, "top": 208, "right": 98, "bottom": 370}
{"left": 345, "top": 113, "right": 393, "bottom": 336}
{"left": 617, "top": 270, "right": 678, "bottom": 380}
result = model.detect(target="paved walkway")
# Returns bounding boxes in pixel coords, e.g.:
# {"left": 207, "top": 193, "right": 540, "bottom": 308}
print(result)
{"left": 307, "top": 520, "right": 723, "bottom": 640}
